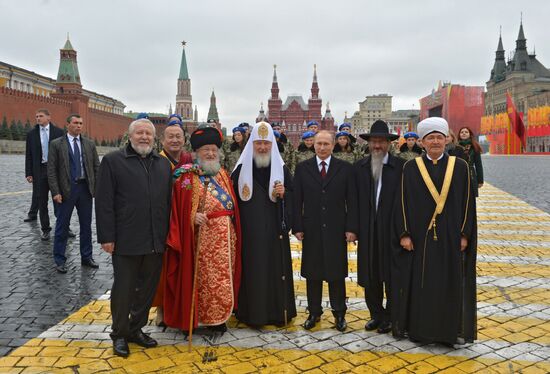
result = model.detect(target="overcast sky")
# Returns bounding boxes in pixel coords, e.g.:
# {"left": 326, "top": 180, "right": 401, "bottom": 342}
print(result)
{"left": 2, "top": 0, "right": 549, "bottom": 128}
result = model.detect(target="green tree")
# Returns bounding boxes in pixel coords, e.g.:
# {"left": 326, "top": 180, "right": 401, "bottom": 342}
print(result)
{"left": 0, "top": 116, "right": 8, "bottom": 139}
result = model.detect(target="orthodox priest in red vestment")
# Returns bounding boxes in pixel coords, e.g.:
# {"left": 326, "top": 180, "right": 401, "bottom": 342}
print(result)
{"left": 163, "top": 126, "right": 241, "bottom": 332}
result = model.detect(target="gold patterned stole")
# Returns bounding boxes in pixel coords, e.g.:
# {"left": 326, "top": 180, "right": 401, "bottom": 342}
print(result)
{"left": 415, "top": 156, "right": 456, "bottom": 241}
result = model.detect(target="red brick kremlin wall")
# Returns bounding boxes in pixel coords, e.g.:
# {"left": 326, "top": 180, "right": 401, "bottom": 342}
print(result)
{"left": 0, "top": 87, "right": 131, "bottom": 142}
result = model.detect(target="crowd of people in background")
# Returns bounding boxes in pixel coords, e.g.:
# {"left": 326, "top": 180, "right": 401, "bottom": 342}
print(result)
{"left": 24, "top": 109, "right": 484, "bottom": 357}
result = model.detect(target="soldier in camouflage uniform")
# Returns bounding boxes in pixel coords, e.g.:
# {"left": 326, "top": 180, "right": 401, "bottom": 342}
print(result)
{"left": 224, "top": 126, "right": 247, "bottom": 173}
{"left": 398, "top": 131, "right": 423, "bottom": 161}
{"left": 271, "top": 123, "right": 295, "bottom": 171}
{"left": 293, "top": 131, "right": 316, "bottom": 173}
{"left": 333, "top": 131, "right": 360, "bottom": 164}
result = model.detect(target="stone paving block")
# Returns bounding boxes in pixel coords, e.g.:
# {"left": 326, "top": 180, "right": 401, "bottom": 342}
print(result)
{"left": 292, "top": 354, "right": 325, "bottom": 371}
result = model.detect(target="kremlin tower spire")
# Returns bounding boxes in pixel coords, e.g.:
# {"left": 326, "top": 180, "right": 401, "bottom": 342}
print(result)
{"left": 176, "top": 41, "right": 193, "bottom": 120}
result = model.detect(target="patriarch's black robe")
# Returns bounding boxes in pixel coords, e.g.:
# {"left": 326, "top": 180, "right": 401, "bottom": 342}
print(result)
{"left": 391, "top": 154, "right": 477, "bottom": 344}
{"left": 232, "top": 164, "right": 297, "bottom": 326}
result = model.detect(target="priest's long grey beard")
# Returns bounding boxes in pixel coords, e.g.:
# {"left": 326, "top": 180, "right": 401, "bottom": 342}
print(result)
{"left": 253, "top": 153, "right": 271, "bottom": 168}
{"left": 371, "top": 152, "right": 385, "bottom": 184}
{"left": 199, "top": 157, "right": 221, "bottom": 176}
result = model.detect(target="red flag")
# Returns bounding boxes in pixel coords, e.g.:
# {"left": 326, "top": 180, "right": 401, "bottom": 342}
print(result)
{"left": 506, "top": 92, "right": 526, "bottom": 148}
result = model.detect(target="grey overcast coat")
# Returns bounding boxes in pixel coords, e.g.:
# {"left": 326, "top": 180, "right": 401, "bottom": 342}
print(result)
{"left": 293, "top": 156, "right": 358, "bottom": 281}
{"left": 47, "top": 135, "right": 100, "bottom": 200}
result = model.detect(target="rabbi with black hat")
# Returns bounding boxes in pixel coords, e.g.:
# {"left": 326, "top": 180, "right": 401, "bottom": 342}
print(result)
{"left": 354, "top": 120, "right": 405, "bottom": 334}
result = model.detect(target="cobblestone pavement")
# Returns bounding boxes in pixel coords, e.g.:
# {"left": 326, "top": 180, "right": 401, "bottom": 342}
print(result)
{"left": 482, "top": 155, "right": 550, "bottom": 214}
{"left": 1, "top": 154, "right": 550, "bottom": 372}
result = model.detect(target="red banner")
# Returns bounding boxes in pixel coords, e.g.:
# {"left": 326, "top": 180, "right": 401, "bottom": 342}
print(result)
{"left": 506, "top": 92, "right": 526, "bottom": 148}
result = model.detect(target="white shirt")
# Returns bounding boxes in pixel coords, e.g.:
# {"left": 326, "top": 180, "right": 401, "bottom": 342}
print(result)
{"left": 39, "top": 124, "right": 50, "bottom": 163}
{"left": 67, "top": 133, "right": 84, "bottom": 178}
{"left": 316, "top": 155, "right": 331, "bottom": 173}
{"left": 375, "top": 153, "right": 389, "bottom": 211}
{"left": 426, "top": 152, "right": 445, "bottom": 162}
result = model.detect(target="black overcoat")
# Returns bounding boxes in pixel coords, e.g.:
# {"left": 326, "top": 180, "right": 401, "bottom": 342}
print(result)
{"left": 293, "top": 156, "right": 358, "bottom": 281}
{"left": 354, "top": 154, "right": 405, "bottom": 287}
{"left": 95, "top": 145, "right": 172, "bottom": 256}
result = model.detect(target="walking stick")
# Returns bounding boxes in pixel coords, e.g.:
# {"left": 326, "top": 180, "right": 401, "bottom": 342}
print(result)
{"left": 276, "top": 181, "right": 289, "bottom": 327}
{"left": 188, "top": 177, "right": 210, "bottom": 352}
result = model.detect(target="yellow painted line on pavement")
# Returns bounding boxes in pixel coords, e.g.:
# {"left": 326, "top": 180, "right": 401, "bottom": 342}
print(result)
{"left": 1, "top": 338, "right": 548, "bottom": 373}
{"left": 0, "top": 190, "right": 32, "bottom": 197}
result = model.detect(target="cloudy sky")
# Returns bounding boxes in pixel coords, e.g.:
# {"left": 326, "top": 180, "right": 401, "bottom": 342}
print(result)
{"left": 2, "top": 0, "right": 549, "bottom": 128}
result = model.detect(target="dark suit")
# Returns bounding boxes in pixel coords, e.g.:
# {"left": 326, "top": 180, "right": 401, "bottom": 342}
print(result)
{"left": 25, "top": 123, "right": 64, "bottom": 231}
{"left": 354, "top": 153, "right": 405, "bottom": 323}
{"left": 48, "top": 135, "right": 100, "bottom": 266}
{"left": 293, "top": 156, "right": 358, "bottom": 317}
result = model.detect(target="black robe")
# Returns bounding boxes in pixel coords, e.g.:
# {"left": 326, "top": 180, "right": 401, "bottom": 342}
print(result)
{"left": 231, "top": 164, "right": 297, "bottom": 326}
{"left": 354, "top": 154, "right": 404, "bottom": 287}
{"left": 391, "top": 154, "right": 477, "bottom": 344}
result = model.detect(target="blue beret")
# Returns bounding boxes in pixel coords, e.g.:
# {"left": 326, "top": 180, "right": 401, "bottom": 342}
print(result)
{"left": 239, "top": 122, "right": 250, "bottom": 128}
{"left": 167, "top": 119, "right": 183, "bottom": 127}
{"left": 307, "top": 120, "right": 319, "bottom": 128}
{"left": 336, "top": 131, "right": 351, "bottom": 139}
{"left": 273, "top": 130, "right": 281, "bottom": 139}
{"left": 232, "top": 126, "right": 246, "bottom": 134}
{"left": 404, "top": 132, "right": 419, "bottom": 139}
{"left": 136, "top": 112, "right": 149, "bottom": 119}
{"left": 168, "top": 113, "right": 182, "bottom": 121}
{"left": 302, "top": 131, "right": 315, "bottom": 140}
{"left": 339, "top": 123, "right": 352, "bottom": 131}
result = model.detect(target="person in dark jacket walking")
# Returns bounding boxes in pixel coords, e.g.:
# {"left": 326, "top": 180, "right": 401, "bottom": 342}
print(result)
{"left": 355, "top": 120, "right": 405, "bottom": 334}
{"left": 25, "top": 108, "right": 64, "bottom": 240}
{"left": 293, "top": 130, "right": 358, "bottom": 332}
{"left": 95, "top": 119, "right": 172, "bottom": 357}
{"left": 48, "top": 114, "right": 100, "bottom": 273}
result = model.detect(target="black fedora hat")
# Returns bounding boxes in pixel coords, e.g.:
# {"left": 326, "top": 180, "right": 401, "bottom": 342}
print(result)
{"left": 359, "top": 120, "right": 399, "bottom": 141}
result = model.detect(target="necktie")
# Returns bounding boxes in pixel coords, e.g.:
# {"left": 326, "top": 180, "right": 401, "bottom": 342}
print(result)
{"left": 73, "top": 137, "right": 82, "bottom": 179}
{"left": 320, "top": 160, "right": 327, "bottom": 179}
{"left": 41, "top": 127, "right": 49, "bottom": 162}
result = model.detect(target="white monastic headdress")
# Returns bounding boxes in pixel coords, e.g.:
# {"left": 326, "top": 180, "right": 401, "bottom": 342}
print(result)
{"left": 233, "top": 121, "right": 285, "bottom": 202}
{"left": 417, "top": 117, "right": 449, "bottom": 139}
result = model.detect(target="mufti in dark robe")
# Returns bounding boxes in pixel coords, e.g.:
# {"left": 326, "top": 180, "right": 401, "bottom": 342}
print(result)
{"left": 392, "top": 117, "right": 477, "bottom": 346}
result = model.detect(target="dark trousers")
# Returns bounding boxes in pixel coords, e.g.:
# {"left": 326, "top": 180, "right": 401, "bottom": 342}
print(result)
{"left": 306, "top": 279, "right": 347, "bottom": 317}
{"left": 53, "top": 182, "right": 93, "bottom": 266}
{"left": 38, "top": 164, "right": 58, "bottom": 231}
{"left": 28, "top": 179, "right": 39, "bottom": 216}
{"left": 365, "top": 234, "right": 391, "bottom": 322}
{"left": 110, "top": 253, "right": 163, "bottom": 340}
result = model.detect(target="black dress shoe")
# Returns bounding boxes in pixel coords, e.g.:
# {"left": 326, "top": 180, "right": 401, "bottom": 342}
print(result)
{"left": 113, "top": 338, "right": 129, "bottom": 357}
{"left": 41, "top": 230, "right": 50, "bottom": 241}
{"left": 24, "top": 215, "right": 37, "bottom": 222}
{"left": 56, "top": 264, "right": 67, "bottom": 274}
{"left": 67, "top": 229, "right": 76, "bottom": 238}
{"left": 377, "top": 321, "right": 392, "bottom": 334}
{"left": 208, "top": 323, "right": 227, "bottom": 333}
{"left": 303, "top": 314, "right": 320, "bottom": 330}
{"left": 128, "top": 330, "right": 158, "bottom": 348}
{"left": 365, "top": 319, "right": 382, "bottom": 331}
{"left": 335, "top": 316, "right": 347, "bottom": 332}
{"left": 82, "top": 258, "right": 99, "bottom": 269}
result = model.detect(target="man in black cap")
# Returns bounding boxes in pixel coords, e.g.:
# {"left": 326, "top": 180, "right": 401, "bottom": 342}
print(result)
{"left": 354, "top": 120, "right": 404, "bottom": 334}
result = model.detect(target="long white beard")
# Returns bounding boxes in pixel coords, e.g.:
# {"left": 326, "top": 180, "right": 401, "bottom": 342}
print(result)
{"left": 130, "top": 141, "right": 153, "bottom": 157}
{"left": 371, "top": 152, "right": 385, "bottom": 183}
{"left": 253, "top": 153, "right": 271, "bottom": 168}
{"left": 199, "top": 158, "right": 221, "bottom": 176}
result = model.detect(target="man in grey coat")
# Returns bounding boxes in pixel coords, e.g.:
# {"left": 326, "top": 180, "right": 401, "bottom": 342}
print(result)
{"left": 48, "top": 114, "right": 100, "bottom": 274}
